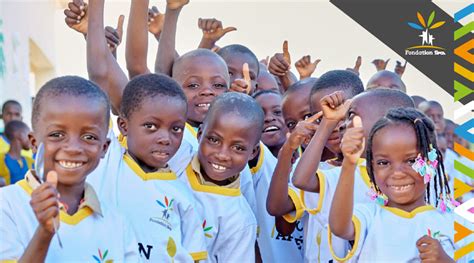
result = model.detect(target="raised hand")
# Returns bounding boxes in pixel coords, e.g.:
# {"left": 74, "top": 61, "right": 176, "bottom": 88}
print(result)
{"left": 64, "top": 0, "right": 88, "bottom": 35}
{"left": 198, "top": 18, "right": 236, "bottom": 45}
{"left": 394, "top": 60, "right": 407, "bottom": 77}
{"left": 30, "top": 171, "right": 60, "bottom": 234}
{"left": 372, "top": 58, "right": 390, "bottom": 71}
{"left": 242, "top": 63, "right": 251, "bottom": 94}
{"left": 341, "top": 116, "right": 364, "bottom": 164}
{"left": 166, "top": 0, "right": 189, "bottom": 10}
{"left": 282, "top": 40, "right": 291, "bottom": 65}
{"left": 230, "top": 79, "right": 249, "bottom": 94}
{"left": 148, "top": 6, "right": 165, "bottom": 36}
{"left": 268, "top": 53, "right": 290, "bottom": 77}
{"left": 346, "top": 56, "right": 362, "bottom": 75}
{"left": 320, "top": 91, "right": 351, "bottom": 121}
{"left": 260, "top": 56, "right": 270, "bottom": 68}
{"left": 295, "top": 55, "right": 321, "bottom": 79}
{"left": 105, "top": 15, "right": 124, "bottom": 52}
{"left": 416, "top": 235, "right": 455, "bottom": 263}
{"left": 287, "top": 116, "right": 320, "bottom": 151}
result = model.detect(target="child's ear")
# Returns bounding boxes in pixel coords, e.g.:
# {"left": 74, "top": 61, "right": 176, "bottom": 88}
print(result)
{"left": 100, "top": 138, "right": 111, "bottom": 158}
{"left": 117, "top": 116, "right": 128, "bottom": 136}
{"left": 28, "top": 132, "right": 38, "bottom": 153}
{"left": 249, "top": 143, "right": 261, "bottom": 161}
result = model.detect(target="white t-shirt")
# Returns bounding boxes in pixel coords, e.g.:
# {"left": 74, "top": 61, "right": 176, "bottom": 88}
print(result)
{"left": 180, "top": 158, "right": 257, "bottom": 263}
{"left": 0, "top": 177, "right": 139, "bottom": 262}
{"left": 88, "top": 135, "right": 207, "bottom": 262}
{"left": 330, "top": 203, "right": 458, "bottom": 262}
{"left": 251, "top": 143, "right": 304, "bottom": 262}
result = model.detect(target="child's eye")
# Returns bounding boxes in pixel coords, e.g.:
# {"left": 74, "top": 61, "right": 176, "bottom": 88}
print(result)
{"left": 228, "top": 72, "right": 234, "bottom": 77}
{"left": 82, "top": 134, "right": 98, "bottom": 141}
{"left": 407, "top": 158, "right": 416, "bottom": 165}
{"left": 303, "top": 114, "right": 312, "bottom": 120}
{"left": 376, "top": 160, "right": 389, "bottom": 166}
{"left": 187, "top": 83, "right": 199, "bottom": 89}
{"left": 273, "top": 110, "right": 282, "bottom": 116}
{"left": 48, "top": 132, "right": 64, "bottom": 138}
{"left": 207, "top": 136, "right": 219, "bottom": 144}
{"left": 233, "top": 145, "right": 246, "bottom": 152}
{"left": 287, "top": 121, "right": 296, "bottom": 129}
{"left": 144, "top": 123, "right": 157, "bottom": 130}
{"left": 172, "top": 126, "right": 183, "bottom": 133}
{"left": 214, "top": 83, "right": 227, "bottom": 89}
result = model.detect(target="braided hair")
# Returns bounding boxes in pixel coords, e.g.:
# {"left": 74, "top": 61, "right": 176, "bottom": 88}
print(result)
{"left": 366, "top": 107, "right": 450, "bottom": 206}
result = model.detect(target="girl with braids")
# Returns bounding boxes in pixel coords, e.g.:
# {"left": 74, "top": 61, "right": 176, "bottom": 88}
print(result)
{"left": 329, "top": 107, "right": 458, "bottom": 262}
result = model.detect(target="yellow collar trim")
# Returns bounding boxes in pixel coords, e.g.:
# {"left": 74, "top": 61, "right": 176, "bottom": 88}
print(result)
{"left": 382, "top": 205, "right": 435, "bottom": 218}
{"left": 123, "top": 154, "right": 176, "bottom": 181}
{"left": 185, "top": 160, "right": 241, "bottom": 196}
{"left": 357, "top": 159, "right": 371, "bottom": 189}
{"left": 250, "top": 142, "right": 265, "bottom": 175}
{"left": 118, "top": 133, "right": 128, "bottom": 149}
{"left": 185, "top": 123, "right": 198, "bottom": 138}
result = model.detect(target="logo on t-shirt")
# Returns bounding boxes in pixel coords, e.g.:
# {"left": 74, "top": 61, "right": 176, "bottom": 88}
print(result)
{"left": 92, "top": 248, "right": 112, "bottom": 263}
{"left": 150, "top": 196, "right": 174, "bottom": 231}
{"left": 202, "top": 220, "right": 213, "bottom": 238}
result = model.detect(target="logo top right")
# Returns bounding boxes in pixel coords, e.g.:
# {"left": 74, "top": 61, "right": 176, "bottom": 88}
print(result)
{"left": 406, "top": 11, "right": 446, "bottom": 56}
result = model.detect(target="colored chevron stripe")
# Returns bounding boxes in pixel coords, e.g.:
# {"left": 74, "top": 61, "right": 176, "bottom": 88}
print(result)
{"left": 455, "top": 142, "right": 474, "bottom": 161}
{"left": 454, "top": 39, "right": 474, "bottom": 63}
{"left": 454, "top": 178, "right": 474, "bottom": 200}
{"left": 455, "top": 160, "right": 474, "bottom": 180}
{"left": 454, "top": 21, "right": 473, "bottom": 41}
{"left": 455, "top": 119, "right": 474, "bottom": 143}
{"left": 454, "top": 241, "right": 474, "bottom": 261}
{"left": 454, "top": 3, "right": 474, "bottom": 22}
{"left": 454, "top": 81, "right": 473, "bottom": 102}
{"left": 454, "top": 63, "right": 474, "bottom": 82}
{"left": 455, "top": 221, "right": 474, "bottom": 243}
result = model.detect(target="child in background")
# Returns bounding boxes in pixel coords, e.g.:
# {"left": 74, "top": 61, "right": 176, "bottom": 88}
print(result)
{"left": 180, "top": 92, "right": 260, "bottom": 262}
{"left": 0, "top": 76, "right": 139, "bottom": 262}
{"left": 0, "top": 121, "right": 33, "bottom": 185}
{"left": 366, "top": 70, "right": 406, "bottom": 92}
{"left": 411, "top": 95, "right": 427, "bottom": 109}
{"left": 256, "top": 68, "right": 281, "bottom": 94}
{"left": 1, "top": 100, "right": 33, "bottom": 158}
{"left": 329, "top": 108, "right": 456, "bottom": 262}
{"left": 418, "top": 100, "right": 445, "bottom": 135}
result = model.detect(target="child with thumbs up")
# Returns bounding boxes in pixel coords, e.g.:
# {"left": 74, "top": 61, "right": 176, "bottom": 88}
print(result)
{"left": 0, "top": 76, "right": 139, "bottom": 262}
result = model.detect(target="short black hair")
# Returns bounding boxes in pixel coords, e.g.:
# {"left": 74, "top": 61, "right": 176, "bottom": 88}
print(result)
{"left": 121, "top": 73, "right": 187, "bottom": 119}
{"left": 252, "top": 89, "right": 281, "bottom": 100}
{"left": 419, "top": 100, "right": 444, "bottom": 114}
{"left": 172, "top": 49, "right": 229, "bottom": 82}
{"left": 283, "top": 77, "right": 317, "bottom": 99}
{"left": 366, "top": 107, "right": 449, "bottom": 207}
{"left": 32, "top": 76, "right": 110, "bottom": 131}
{"left": 217, "top": 44, "right": 260, "bottom": 75}
{"left": 2, "top": 100, "right": 21, "bottom": 113}
{"left": 361, "top": 88, "right": 415, "bottom": 108}
{"left": 310, "top": 70, "right": 364, "bottom": 98}
{"left": 203, "top": 92, "right": 264, "bottom": 145}
{"left": 366, "top": 70, "right": 406, "bottom": 92}
{"left": 4, "top": 120, "right": 29, "bottom": 141}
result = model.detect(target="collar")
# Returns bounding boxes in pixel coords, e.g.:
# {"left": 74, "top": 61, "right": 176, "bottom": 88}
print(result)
{"left": 250, "top": 142, "right": 265, "bottom": 175}
{"left": 123, "top": 152, "right": 176, "bottom": 180}
{"left": 185, "top": 122, "right": 198, "bottom": 138}
{"left": 21, "top": 170, "right": 102, "bottom": 216}
{"left": 190, "top": 155, "right": 240, "bottom": 190}
{"left": 382, "top": 205, "right": 435, "bottom": 218}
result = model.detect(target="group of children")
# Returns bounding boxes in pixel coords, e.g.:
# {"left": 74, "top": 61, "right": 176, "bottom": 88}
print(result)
{"left": 0, "top": 0, "right": 471, "bottom": 262}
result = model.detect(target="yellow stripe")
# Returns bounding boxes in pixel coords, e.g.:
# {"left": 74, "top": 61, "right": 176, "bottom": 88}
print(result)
{"left": 190, "top": 251, "right": 208, "bottom": 261}
{"left": 455, "top": 63, "right": 474, "bottom": 82}
{"left": 328, "top": 216, "right": 361, "bottom": 262}
{"left": 250, "top": 142, "right": 265, "bottom": 175}
{"left": 455, "top": 241, "right": 474, "bottom": 261}
{"left": 381, "top": 205, "right": 435, "bottom": 218}
{"left": 185, "top": 163, "right": 241, "bottom": 196}
{"left": 301, "top": 170, "right": 326, "bottom": 215}
{"left": 123, "top": 154, "right": 177, "bottom": 180}
{"left": 282, "top": 188, "right": 305, "bottom": 223}
{"left": 0, "top": 153, "right": 11, "bottom": 185}
{"left": 358, "top": 164, "right": 372, "bottom": 189}
{"left": 118, "top": 133, "right": 127, "bottom": 149}
{"left": 185, "top": 123, "right": 198, "bottom": 138}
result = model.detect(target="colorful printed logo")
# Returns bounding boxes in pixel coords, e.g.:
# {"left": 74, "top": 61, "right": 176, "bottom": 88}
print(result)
{"left": 202, "top": 220, "right": 213, "bottom": 238}
{"left": 92, "top": 248, "right": 112, "bottom": 263}
{"left": 157, "top": 196, "right": 174, "bottom": 220}
{"left": 405, "top": 11, "right": 446, "bottom": 56}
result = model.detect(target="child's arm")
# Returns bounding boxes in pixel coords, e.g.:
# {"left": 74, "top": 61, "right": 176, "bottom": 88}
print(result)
{"left": 394, "top": 60, "right": 407, "bottom": 77}
{"left": 197, "top": 18, "right": 236, "bottom": 49}
{"left": 416, "top": 235, "right": 455, "bottom": 263}
{"left": 268, "top": 41, "right": 295, "bottom": 91}
{"left": 154, "top": 0, "right": 189, "bottom": 76}
{"left": 292, "top": 91, "right": 350, "bottom": 192}
{"left": 267, "top": 119, "right": 318, "bottom": 216}
{"left": 87, "top": 0, "right": 128, "bottom": 113}
{"left": 295, "top": 55, "right": 321, "bottom": 80}
{"left": 328, "top": 116, "right": 364, "bottom": 241}
{"left": 125, "top": 0, "right": 151, "bottom": 78}
{"left": 19, "top": 172, "right": 59, "bottom": 263}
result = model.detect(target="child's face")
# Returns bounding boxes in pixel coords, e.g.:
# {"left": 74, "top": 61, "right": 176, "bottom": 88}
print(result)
{"left": 225, "top": 53, "right": 259, "bottom": 92}
{"left": 17, "top": 128, "right": 31, "bottom": 150}
{"left": 367, "top": 76, "right": 404, "bottom": 91}
{"left": 120, "top": 96, "right": 186, "bottom": 170}
{"left": 256, "top": 71, "right": 280, "bottom": 93}
{"left": 310, "top": 89, "right": 343, "bottom": 154}
{"left": 173, "top": 56, "right": 229, "bottom": 126}
{"left": 282, "top": 87, "right": 312, "bottom": 132}
{"left": 30, "top": 95, "right": 109, "bottom": 186}
{"left": 2, "top": 104, "right": 22, "bottom": 124}
{"left": 255, "top": 93, "right": 287, "bottom": 149}
{"left": 371, "top": 124, "right": 426, "bottom": 210}
{"left": 198, "top": 112, "right": 259, "bottom": 183}
{"left": 424, "top": 105, "right": 445, "bottom": 134}
{"left": 444, "top": 123, "right": 455, "bottom": 149}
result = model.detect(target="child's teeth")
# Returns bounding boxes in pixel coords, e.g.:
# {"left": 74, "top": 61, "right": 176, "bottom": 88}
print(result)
{"left": 59, "top": 161, "right": 83, "bottom": 169}
{"left": 212, "top": 163, "right": 226, "bottom": 171}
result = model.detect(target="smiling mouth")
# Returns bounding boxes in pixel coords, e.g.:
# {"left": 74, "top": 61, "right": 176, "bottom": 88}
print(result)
{"left": 152, "top": 151, "right": 169, "bottom": 158}
{"left": 211, "top": 162, "right": 227, "bottom": 172}
{"left": 263, "top": 125, "right": 280, "bottom": 133}
{"left": 58, "top": 160, "right": 85, "bottom": 169}
{"left": 196, "top": 103, "right": 211, "bottom": 110}
{"left": 387, "top": 183, "right": 414, "bottom": 192}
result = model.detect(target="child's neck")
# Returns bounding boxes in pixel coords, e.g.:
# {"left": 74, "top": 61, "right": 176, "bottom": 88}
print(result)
{"left": 57, "top": 182, "right": 86, "bottom": 215}
{"left": 7, "top": 141, "right": 22, "bottom": 160}
{"left": 128, "top": 151, "right": 164, "bottom": 173}
{"left": 187, "top": 119, "right": 201, "bottom": 129}
{"left": 387, "top": 197, "right": 427, "bottom": 213}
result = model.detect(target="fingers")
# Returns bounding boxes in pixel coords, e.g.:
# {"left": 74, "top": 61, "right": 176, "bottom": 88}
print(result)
{"left": 352, "top": 116, "right": 362, "bottom": 128}
{"left": 68, "top": 2, "right": 82, "bottom": 18}
{"left": 416, "top": 235, "right": 435, "bottom": 247}
{"left": 242, "top": 63, "right": 251, "bottom": 94}
{"left": 269, "top": 53, "right": 290, "bottom": 76}
{"left": 313, "top": 58, "right": 321, "bottom": 66}
{"left": 116, "top": 14, "right": 125, "bottom": 38}
{"left": 282, "top": 40, "right": 291, "bottom": 65}
{"left": 230, "top": 79, "right": 249, "bottom": 94}
{"left": 222, "top": 26, "right": 237, "bottom": 34}
{"left": 151, "top": 6, "right": 159, "bottom": 15}
{"left": 31, "top": 183, "right": 57, "bottom": 204}
{"left": 306, "top": 111, "right": 323, "bottom": 123}
{"left": 46, "top": 171, "right": 58, "bottom": 189}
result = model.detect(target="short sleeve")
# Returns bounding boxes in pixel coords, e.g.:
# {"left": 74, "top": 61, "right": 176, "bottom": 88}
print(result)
{"left": 282, "top": 185, "right": 305, "bottom": 223}
{"left": 0, "top": 189, "right": 25, "bottom": 260}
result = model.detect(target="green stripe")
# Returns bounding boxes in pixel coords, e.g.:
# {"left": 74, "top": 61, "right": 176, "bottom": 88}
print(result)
{"left": 454, "top": 21, "right": 474, "bottom": 41}
{"left": 455, "top": 160, "right": 474, "bottom": 179}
